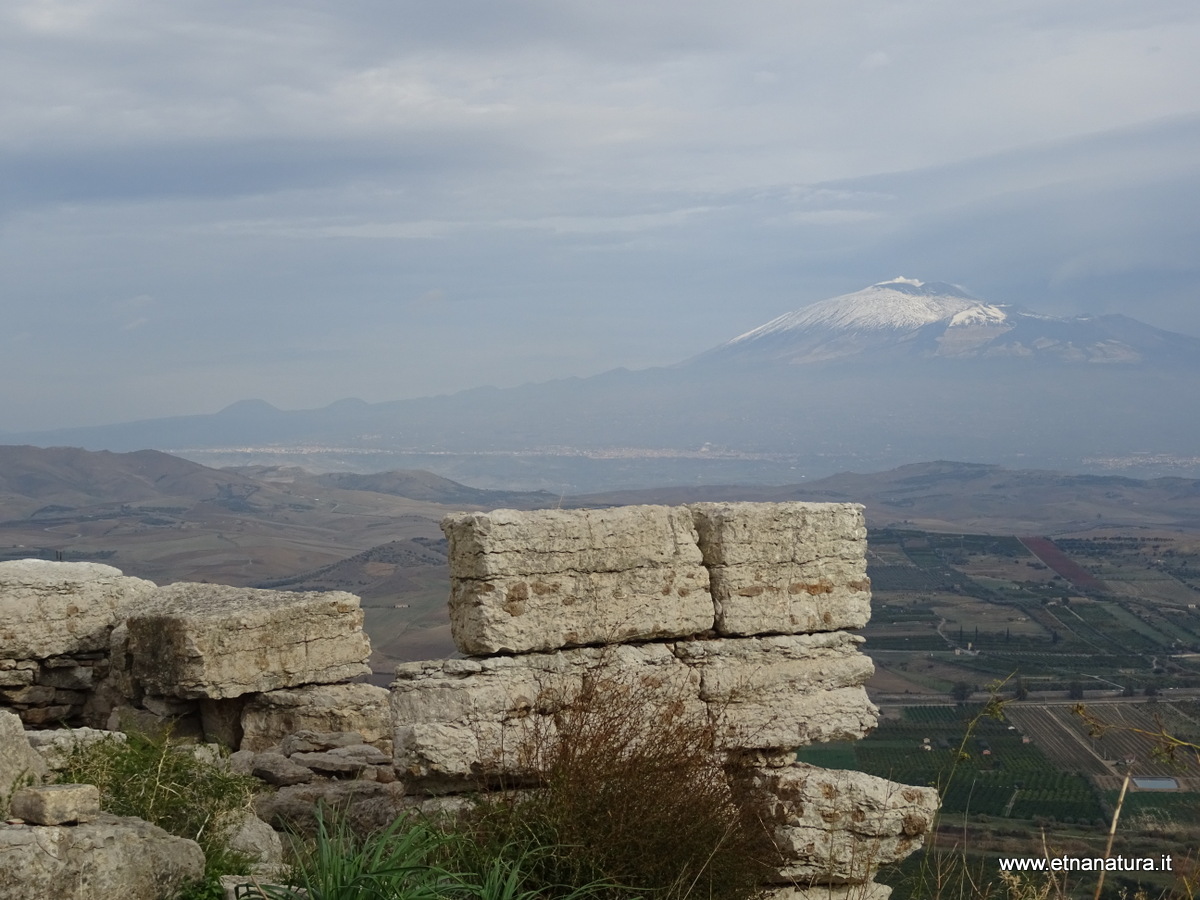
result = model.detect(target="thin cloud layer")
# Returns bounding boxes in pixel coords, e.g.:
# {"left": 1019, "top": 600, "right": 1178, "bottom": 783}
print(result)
{"left": 3, "top": 0, "right": 1199, "bottom": 430}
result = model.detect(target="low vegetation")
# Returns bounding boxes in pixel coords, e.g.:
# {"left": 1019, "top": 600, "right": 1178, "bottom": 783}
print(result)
{"left": 455, "top": 672, "right": 774, "bottom": 900}
{"left": 56, "top": 727, "right": 261, "bottom": 900}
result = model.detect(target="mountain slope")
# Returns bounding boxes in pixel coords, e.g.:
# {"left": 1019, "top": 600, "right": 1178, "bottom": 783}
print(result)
{"left": 0, "top": 445, "right": 269, "bottom": 517}
{"left": 696, "top": 277, "right": 1200, "bottom": 367}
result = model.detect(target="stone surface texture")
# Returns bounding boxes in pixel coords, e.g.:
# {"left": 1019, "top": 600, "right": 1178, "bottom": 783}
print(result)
{"left": 0, "top": 560, "right": 158, "bottom": 659}
{"left": 392, "top": 643, "right": 702, "bottom": 786}
{"left": 443, "top": 506, "right": 713, "bottom": 654}
{"left": 673, "top": 633, "right": 877, "bottom": 749}
{"left": 10, "top": 784, "right": 100, "bottom": 825}
{"left": 126, "top": 583, "right": 371, "bottom": 699}
{"left": 742, "top": 763, "right": 940, "bottom": 885}
{"left": 239, "top": 683, "right": 391, "bottom": 751}
{"left": 0, "top": 710, "right": 48, "bottom": 799}
{"left": 0, "top": 814, "right": 204, "bottom": 900}
{"left": 690, "top": 502, "right": 871, "bottom": 636}
{"left": 226, "top": 810, "right": 284, "bottom": 868}
{"left": 392, "top": 632, "right": 876, "bottom": 787}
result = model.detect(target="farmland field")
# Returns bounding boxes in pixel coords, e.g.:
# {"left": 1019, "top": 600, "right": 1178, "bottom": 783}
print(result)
{"left": 863, "top": 528, "right": 1200, "bottom": 700}
{"left": 1005, "top": 702, "right": 1200, "bottom": 785}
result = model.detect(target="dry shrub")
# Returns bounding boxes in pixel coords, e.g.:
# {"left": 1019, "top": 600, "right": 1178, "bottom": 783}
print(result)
{"left": 461, "top": 669, "right": 775, "bottom": 900}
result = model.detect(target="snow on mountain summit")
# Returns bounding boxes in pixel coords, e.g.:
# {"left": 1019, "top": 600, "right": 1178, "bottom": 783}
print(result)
{"left": 728, "top": 277, "right": 1000, "bottom": 343}
{"left": 694, "top": 277, "right": 1200, "bottom": 368}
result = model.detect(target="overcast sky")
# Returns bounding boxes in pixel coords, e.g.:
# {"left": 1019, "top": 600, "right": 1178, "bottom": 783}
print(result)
{"left": 4, "top": 0, "right": 1200, "bottom": 431}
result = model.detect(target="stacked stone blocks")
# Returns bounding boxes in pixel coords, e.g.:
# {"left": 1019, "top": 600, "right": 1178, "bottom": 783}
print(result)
{"left": 393, "top": 502, "right": 938, "bottom": 896}
{"left": 0, "top": 561, "right": 387, "bottom": 752}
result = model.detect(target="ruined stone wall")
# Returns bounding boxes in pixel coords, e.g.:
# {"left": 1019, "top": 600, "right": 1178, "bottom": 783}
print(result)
{"left": 394, "top": 502, "right": 938, "bottom": 897}
{"left": 0, "top": 502, "right": 940, "bottom": 898}
{"left": 0, "top": 560, "right": 386, "bottom": 748}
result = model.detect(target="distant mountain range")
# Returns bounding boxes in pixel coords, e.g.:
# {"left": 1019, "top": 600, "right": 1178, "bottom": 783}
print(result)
{"left": 10, "top": 278, "right": 1200, "bottom": 490}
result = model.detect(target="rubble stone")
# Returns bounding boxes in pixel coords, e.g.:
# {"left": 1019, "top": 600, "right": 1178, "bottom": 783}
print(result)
{"left": 226, "top": 810, "right": 283, "bottom": 868}
{"left": 10, "top": 784, "right": 100, "bottom": 825}
{"left": 279, "top": 729, "right": 366, "bottom": 756}
{"left": 25, "top": 727, "right": 124, "bottom": 773}
{"left": 251, "top": 752, "right": 314, "bottom": 787}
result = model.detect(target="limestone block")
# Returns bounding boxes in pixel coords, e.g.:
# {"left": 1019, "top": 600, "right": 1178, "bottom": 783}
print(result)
{"left": 126, "top": 583, "right": 371, "bottom": 700}
{"left": 10, "top": 784, "right": 100, "bottom": 825}
{"left": 392, "top": 643, "right": 700, "bottom": 788}
{"left": 0, "top": 814, "right": 204, "bottom": 900}
{"left": 279, "top": 729, "right": 367, "bottom": 756}
{"left": 289, "top": 751, "right": 369, "bottom": 777}
{"left": 0, "top": 662, "right": 36, "bottom": 688}
{"left": 327, "top": 743, "right": 391, "bottom": 765}
{"left": 0, "top": 560, "right": 159, "bottom": 660}
{"left": 240, "top": 683, "right": 391, "bottom": 751}
{"left": 690, "top": 503, "right": 871, "bottom": 636}
{"left": 740, "top": 763, "right": 939, "bottom": 885}
{"left": 0, "top": 710, "right": 47, "bottom": 802}
{"left": 251, "top": 752, "right": 314, "bottom": 787}
{"left": 445, "top": 505, "right": 705, "bottom": 576}
{"left": 672, "top": 634, "right": 878, "bottom": 749}
{"left": 226, "top": 810, "right": 283, "bottom": 867}
{"left": 443, "top": 506, "right": 713, "bottom": 654}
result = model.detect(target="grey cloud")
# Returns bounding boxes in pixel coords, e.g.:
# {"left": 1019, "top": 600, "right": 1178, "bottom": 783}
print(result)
{"left": 3, "top": 1, "right": 1200, "bottom": 431}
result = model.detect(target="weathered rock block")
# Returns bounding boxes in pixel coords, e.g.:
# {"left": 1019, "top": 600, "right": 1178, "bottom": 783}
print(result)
{"left": 391, "top": 635, "right": 875, "bottom": 788}
{"left": 690, "top": 503, "right": 871, "bottom": 636}
{"left": 0, "top": 814, "right": 204, "bottom": 900}
{"left": 0, "top": 560, "right": 158, "bottom": 659}
{"left": 739, "top": 763, "right": 939, "bottom": 885}
{"left": 0, "top": 710, "right": 47, "bottom": 803}
{"left": 443, "top": 506, "right": 713, "bottom": 654}
{"left": 673, "top": 633, "right": 878, "bottom": 750}
{"left": 126, "top": 583, "right": 371, "bottom": 699}
{"left": 251, "top": 752, "right": 315, "bottom": 787}
{"left": 392, "top": 643, "right": 701, "bottom": 788}
{"left": 240, "top": 683, "right": 391, "bottom": 751}
{"left": 10, "top": 784, "right": 100, "bottom": 825}
{"left": 226, "top": 810, "right": 284, "bottom": 868}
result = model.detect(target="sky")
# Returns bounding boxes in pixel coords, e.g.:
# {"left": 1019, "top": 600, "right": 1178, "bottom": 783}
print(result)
{"left": 3, "top": 0, "right": 1200, "bottom": 432}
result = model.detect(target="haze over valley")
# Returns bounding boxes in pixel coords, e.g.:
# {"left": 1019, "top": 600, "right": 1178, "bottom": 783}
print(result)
{"left": 12, "top": 278, "right": 1200, "bottom": 492}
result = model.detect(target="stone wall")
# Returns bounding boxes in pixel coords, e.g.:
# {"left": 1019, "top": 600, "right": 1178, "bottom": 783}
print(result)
{"left": 0, "top": 560, "right": 385, "bottom": 747}
{"left": 395, "top": 502, "right": 938, "bottom": 896}
{"left": 0, "top": 501, "right": 940, "bottom": 898}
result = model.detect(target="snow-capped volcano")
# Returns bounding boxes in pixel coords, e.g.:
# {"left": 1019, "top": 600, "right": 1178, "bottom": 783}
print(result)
{"left": 700, "top": 277, "right": 1198, "bottom": 367}
{"left": 728, "top": 278, "right": 1002, "bottom": 338}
